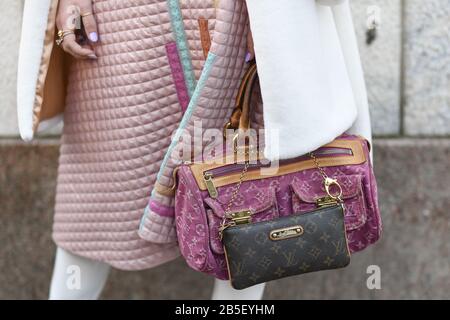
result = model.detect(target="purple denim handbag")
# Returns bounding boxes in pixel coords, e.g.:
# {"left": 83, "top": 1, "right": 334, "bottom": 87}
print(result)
{"left": 174, "top": 65, "right": 382, "bottom": 280}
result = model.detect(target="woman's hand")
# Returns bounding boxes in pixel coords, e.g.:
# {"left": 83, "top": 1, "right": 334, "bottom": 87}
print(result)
{"left": 56, "top": 0, "right": 98, "bottom": 59}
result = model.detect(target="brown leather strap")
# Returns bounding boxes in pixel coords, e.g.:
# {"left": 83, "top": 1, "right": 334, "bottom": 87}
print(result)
{"left": 239, "top": 65, "right": 258, "bottom": 130}
{"left": 225, "top": 62, "right": 258, "bottom": 131}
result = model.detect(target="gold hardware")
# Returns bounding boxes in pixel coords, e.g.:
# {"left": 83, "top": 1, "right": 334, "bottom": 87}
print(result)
{"left": 324, "top": 177, "right": 343, "bottom": 201}
{"left": 316, "top": 195, "right": 339, "bottom": 208}
{"left": 218, "top": 139, "right": 348, "bottom": 241}
{"left": 230, "top": 210, "right": 252, "bottom": 225}
{"left": 309, "top": 152, "right": 344, "bottom": 203}
{"left": 56, "top": 29, "right": 75, "bottom": 46}
{"left": 219, "top": 158, "right": 251, "bottom": 239}
{"left": 204, "top": 172, "right": 218, "bottom": 198}
{"left": 270, "top": 225, "right": 304, "bottom": 241}
{"left": 223, "top": 121, "right": 235, "bottom": 138}
{"left": 218, "top": 209, "right": 252, "bottom": 240}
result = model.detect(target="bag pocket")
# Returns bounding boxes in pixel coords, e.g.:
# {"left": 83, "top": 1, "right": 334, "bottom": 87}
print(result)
{"left": 204, "top": 185, "right": 280, "bottom": 255}
{"left": 290, "top": 175, "right": 367, "bottom": 230}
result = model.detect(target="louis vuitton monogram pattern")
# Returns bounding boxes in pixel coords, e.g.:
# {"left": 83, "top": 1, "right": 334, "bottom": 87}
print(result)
{"left": 291, "top": 174, "right": 368, "bottom": 230}
{"left": 222, "top": 205, "right": 351, "bottom": 290}
{"left": 174, "top": 135, "right": 381, "bottom": 280}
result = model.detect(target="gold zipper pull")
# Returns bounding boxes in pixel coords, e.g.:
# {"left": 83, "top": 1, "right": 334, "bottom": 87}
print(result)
{"left": 204, "top": 172, "right": 218, "bottom": 198}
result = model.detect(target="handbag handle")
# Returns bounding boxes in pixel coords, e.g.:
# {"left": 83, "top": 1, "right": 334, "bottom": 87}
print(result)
{"left": 223, "top": 62, "right": 259, "bottom": 134}
{"left": 218, "top": 63, "right": 344, "bottom": 238}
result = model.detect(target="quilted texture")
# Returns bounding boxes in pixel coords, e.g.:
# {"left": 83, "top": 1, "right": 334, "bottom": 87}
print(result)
{"left": 138, "top": 0, "right": 264, "bottom": 244}
{"left": 53, "top": 0, "right": 260, "bottom": 270}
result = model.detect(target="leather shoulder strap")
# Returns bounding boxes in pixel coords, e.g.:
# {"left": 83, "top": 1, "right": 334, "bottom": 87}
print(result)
{"left": 239, "top": 65, "right": 258, "bottom": 130}
{"left": 225, "top": 62, "right": 258, "bottom": 131}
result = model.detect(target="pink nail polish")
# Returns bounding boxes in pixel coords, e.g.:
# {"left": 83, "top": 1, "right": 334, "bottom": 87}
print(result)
{"left": 88, "top": 54, "right": 97, "bottom": 60}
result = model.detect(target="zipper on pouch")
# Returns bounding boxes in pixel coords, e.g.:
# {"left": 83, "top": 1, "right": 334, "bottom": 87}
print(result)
{"left": 203, "top": 172, "right": 218, "bottom": 198}
{"left": 202, "top": 147, "right": 353, "bottom": 198}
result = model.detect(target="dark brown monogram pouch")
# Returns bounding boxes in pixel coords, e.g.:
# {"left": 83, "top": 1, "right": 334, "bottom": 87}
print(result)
{"left": 222, "top": 204, "right": 351, "bottom": 290}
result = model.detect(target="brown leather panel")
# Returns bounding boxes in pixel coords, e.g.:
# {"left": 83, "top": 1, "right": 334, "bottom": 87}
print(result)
{"left": 39, "top": 43, "right": 68, "bottom": 121}
{"left": 154, "top": 181, "right": 177, "bottom": 197}
{"left": 190, "top": 139, "right": 366, "bottom": 190}
{"left": 32, "top": 0, "right": 63, "bottom": 132}
{"left": 198, "top": 18, "right": 211, "bottom": 59}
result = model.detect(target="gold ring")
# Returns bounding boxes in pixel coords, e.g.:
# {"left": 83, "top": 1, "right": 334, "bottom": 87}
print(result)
{"left": 80, "top": 12, "right": 93, "bottom": 18}
{"left": 56, "top": 29, "right": 74, "bottom": 46}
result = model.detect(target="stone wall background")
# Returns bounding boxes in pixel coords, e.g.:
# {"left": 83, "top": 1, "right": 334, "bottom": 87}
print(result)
{"left": 0, "top": 1, "right": 449, "bottom": 299}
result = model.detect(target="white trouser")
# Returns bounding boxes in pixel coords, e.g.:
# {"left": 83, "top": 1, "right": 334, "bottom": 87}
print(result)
{"left": 49, "top": 247, "right": 111, "bottom": 300}
{"left": 49, "top": 247, "right": 265, "bottom": 300}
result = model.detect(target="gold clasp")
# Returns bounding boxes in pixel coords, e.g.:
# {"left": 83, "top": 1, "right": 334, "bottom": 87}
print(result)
{"left": 218, "top": 210, "right": 252, "bottom": 240}
{"left": 324, "top": 177, "right": 343, "bottom": 201}
{"left": 229, "top": 210, "right": 252, "bottom": 225}
{"left": 316, "top": 195, "right": 338, "bottom": 208}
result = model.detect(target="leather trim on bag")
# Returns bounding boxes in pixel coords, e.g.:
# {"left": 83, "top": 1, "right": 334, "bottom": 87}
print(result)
{"left": 154, "top": 181, "right": 177, "bottom": 197}
{"left": 190, "top": 139, "right": 366, "bottom": 191}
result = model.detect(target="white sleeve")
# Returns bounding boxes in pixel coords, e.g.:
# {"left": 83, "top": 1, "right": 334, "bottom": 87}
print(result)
{"left": 316, "top": 0, "right": 347, "bottom": 6}
{"left": 331, "top": 2, "right": 373, "bottom": 149}
{"left": 245, "top": 0, "right": 357, "bottom": 161}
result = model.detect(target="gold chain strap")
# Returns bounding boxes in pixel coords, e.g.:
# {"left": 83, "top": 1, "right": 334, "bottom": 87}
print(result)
{"left": 309, "top": 152, "right": 343, "bottom": 201}
{"left": 309, "top": 152, "right": 329, "bottom": 181}
{"left": 219, "top": 150, "right": 250, "bottom": 238}
{"left": 224, "top": 160, "right": 250, "bottom": 216}
{"left": 218, "top": 150, "right": 343, "bottom": 239}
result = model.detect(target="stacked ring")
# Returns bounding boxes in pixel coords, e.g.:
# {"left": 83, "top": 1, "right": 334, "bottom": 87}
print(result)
{"left": 80, "top": 12, "right": 93, "bottom": 18}
{"left": 56, "top": 29, "right": 75, "bottom": 46}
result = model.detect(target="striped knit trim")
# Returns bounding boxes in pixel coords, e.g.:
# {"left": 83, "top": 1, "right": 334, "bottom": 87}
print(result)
{"left": 140, "top": 53, "right": 217, "bottom": 230}
{"left": 167, "top": 0, "right": 197, "bottom": 97}
{"left": 166, "top": 42, "right": 190, "bottom": 113}
{"left": 156, "top": 52, "right": 217, "bottom": 181}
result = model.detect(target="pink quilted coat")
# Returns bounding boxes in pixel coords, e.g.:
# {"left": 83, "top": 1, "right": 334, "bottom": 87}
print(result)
{"left": 17, "top": 0, "right": 372, "bottom": 271}
{"left": 18, "top": 0, "right": 261, "bottom": 270}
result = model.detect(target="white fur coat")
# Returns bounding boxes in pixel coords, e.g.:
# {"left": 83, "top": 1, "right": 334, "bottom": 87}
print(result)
{"left": 246, "top": 0, "right": 371, "bottom": 160}
{"left": 17, "top": 0, "right": 371, "bottom": 160}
